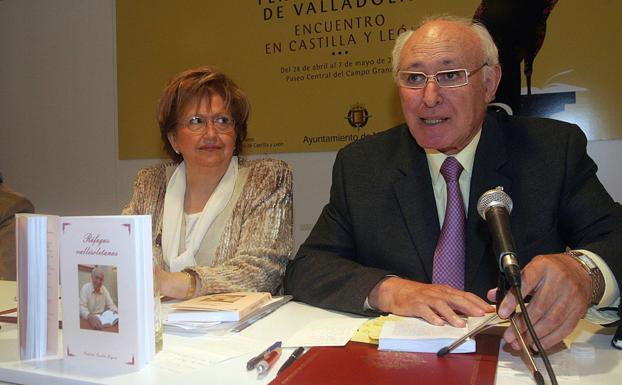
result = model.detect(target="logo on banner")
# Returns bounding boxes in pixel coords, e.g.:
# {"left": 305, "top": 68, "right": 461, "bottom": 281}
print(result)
{"left": 345, "top": 104, "right": 371, "bottom": 128}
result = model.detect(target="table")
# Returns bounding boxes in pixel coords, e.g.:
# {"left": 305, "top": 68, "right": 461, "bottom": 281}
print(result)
{"left": 496, "top": 319, "right": 622, "bottom": 384}
{"left": 0, "top": 281, "right": 16, "bottom": 313}
{"left": 1, "top": 280, "right": 621, "bottom": 385}
{"left": 0, "top": 299, "right": 367, "bottom": 385}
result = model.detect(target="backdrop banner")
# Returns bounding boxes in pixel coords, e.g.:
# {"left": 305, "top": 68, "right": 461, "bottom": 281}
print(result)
{"left": 117, "top": 1, "right": 622, "bottom": 159}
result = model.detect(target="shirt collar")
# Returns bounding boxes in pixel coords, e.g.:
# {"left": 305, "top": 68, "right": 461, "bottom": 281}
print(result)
{"left": 426, "top": 128, "right": 482, "bottom": 183}
{"left": 91, "top": 282, "right": 102, "bottom": 294}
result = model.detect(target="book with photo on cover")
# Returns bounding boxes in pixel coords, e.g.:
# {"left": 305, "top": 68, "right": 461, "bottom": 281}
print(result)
{"left": 59, "top": 215, "right": 155, "bottom": 370}
{"left": 169, "top": 292, "right": 272, "bottom": 322}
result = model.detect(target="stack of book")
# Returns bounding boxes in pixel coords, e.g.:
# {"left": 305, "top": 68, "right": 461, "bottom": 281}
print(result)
{"left": 378, "top": 315, "right": 481, "bottom": 353}
{"left": 164, "top": 292, "right": 272, "bottom": 333}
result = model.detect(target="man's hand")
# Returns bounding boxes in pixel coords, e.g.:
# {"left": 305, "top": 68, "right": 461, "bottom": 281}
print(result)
{"left": 369, "top": 277, "right": 494, "bottom": 327}
{"left": 488, "top": 253, "right": 592, "bottom": 350}
{"left": 87, "top": 314, "right": 103, "bottom": 330}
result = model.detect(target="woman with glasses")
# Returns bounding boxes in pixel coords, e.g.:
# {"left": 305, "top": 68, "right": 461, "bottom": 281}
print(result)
{"left": 123, "top": 66, "right": 293, "bottom": 299}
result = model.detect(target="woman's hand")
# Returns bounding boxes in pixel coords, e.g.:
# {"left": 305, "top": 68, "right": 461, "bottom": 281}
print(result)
{"left": 158, "top": 269, "right": 193, "bottom": 299}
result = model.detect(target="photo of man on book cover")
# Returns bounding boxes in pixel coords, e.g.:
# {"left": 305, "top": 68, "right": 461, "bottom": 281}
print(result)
{"left": 78, "top": 265, "right": 119, "bottom": 333}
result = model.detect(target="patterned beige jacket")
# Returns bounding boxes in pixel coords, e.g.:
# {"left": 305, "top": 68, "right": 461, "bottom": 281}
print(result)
{"left": 123, "top": 158, "right": 293, "bottom": 295}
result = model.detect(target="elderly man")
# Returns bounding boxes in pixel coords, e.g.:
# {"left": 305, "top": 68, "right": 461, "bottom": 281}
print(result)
{"left": 79, "top": 267, "right": 118, "bottom": 330}
{"left": 285, "top": 16, "right": 621, "bottom": 350}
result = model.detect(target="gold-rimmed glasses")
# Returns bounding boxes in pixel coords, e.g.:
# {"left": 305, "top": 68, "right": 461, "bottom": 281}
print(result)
{"left": 181, "top": 113, "right": 235, "bottom": 134}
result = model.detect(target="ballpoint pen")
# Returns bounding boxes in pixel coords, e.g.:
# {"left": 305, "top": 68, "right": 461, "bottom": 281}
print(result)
{"left": 246, "top": 341, "right": 282, "bottom": 370}
{"left": 437, "top": 312, "right": 501, "bottom": 357}
{"left": 509, "top": 316, "right": 545, "bottom": 385}
{"left": 277, "top": 346, "right": 305, "bottom": 375}
{"left": 256, "top": 348, "right": 282, "bottom": 377}
{"left": 232, "top": 295, "right": 293, "bottom": 333}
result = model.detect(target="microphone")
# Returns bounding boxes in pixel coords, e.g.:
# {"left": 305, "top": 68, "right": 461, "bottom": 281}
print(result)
{"left": 477, "top": 188, "right": 557, "bottom": 385}
{"left": 476, "top": 187, "right": 521, "bottom": 287}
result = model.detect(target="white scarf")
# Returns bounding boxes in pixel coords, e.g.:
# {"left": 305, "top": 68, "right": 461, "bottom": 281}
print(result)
{"left": 162, "top": 157, "right": 238, "bottom": 272}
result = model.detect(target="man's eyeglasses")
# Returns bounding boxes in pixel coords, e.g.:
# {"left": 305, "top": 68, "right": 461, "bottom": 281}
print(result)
{"left": 397, "top": 63, "right": 488, "bottom": 89}
{"left": 182, "top": 113, "right": 235, "bottom": 134}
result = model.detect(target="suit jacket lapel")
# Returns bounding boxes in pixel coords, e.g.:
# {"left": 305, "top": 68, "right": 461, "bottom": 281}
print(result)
{"left": 392, "top": 126, "right": 439, "bottom": 281}
{"left": 465, "top": 113, "right": 513, "bottom": 290}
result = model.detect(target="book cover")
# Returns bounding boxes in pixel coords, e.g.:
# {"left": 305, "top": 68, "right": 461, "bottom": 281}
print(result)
{"left": 59, "top": 215, "right": 154, "bottom": 369}
{"left": 170, "top": 292, "right": 271, "bottom": 322}
{"left": 271, "top": 334, "right": 500, "bottom": 385}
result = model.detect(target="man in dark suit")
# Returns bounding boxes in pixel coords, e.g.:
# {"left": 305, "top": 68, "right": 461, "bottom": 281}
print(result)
{"left": 285, "top": 16, "right": 622, "bottom": 350}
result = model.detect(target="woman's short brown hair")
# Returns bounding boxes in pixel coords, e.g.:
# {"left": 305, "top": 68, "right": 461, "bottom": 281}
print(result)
{"left": 157, "top": 66, "right": 250, "bottom": 162}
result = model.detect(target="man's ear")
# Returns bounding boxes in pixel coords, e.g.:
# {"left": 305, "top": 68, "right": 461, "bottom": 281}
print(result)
{"left": 484, "top": 64, "right": 502, "bottom": 103}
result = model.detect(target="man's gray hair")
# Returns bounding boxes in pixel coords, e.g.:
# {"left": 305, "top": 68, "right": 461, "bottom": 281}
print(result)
{"left": 91, "top": 266, "right": 104, "bottom": 278}
{"left": 391, "top": 15, "right": 499, "bottom": 83}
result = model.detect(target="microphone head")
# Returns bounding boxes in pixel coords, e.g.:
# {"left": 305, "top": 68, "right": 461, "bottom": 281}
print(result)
{"left": 477, "top": 188, "right": 513, "bottom": 219}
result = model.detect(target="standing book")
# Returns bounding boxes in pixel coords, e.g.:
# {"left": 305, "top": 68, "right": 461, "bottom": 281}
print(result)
{"left": 58, "top": 215, "right": 155, "bottom": 369}
{"left": 15, "top": 214, "right": 60, "bottom": 360}
{"left": 169, "top": 292, "right": 272, "bottom": 322}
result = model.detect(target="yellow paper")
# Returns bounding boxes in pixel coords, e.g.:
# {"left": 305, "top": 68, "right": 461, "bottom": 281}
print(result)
{"left": 351, "top": 314, "right": 405, "bottom": 345}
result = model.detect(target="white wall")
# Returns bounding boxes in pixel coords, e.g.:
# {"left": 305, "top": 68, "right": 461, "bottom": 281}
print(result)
{"left": 1, "top": 0, "right": 621, "bottom": 252}
{"left": 1, "top": 0, "right": 119, "bottom": 215}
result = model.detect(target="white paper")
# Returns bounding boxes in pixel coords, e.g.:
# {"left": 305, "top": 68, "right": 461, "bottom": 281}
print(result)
{"left": 283, "top": 318, "right": 366, "bottom": 347}
{"left": 151, "top": 346, "right": 216, "bottom": 374}
{"left": 152, "top": 334, "right": 263, "bottom": 374}
{"left": 162, "top": 300, "right": 225, "bottom": 334}
{"left": 497, "top": 345, "right": 580, "bottom": 384}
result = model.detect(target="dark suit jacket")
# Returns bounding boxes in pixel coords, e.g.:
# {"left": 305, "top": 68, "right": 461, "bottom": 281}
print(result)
{"left": 285, "top": 112, "right": 622, "bottom": 315}
{"left": 0, "top": 185, "right": 34, "bottom": 281}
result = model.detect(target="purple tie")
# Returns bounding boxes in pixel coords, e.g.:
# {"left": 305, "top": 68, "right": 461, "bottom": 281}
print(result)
{"left": 432, "top": 157, "right": 466, "bottom": 290}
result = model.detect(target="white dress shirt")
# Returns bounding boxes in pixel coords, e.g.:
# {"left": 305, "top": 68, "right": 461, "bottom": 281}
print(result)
{"left": 79, "top": 281, "right": 118, "bottom": 319}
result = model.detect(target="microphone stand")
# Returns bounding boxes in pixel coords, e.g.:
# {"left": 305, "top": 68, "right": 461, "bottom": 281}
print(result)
{"left": 508, "top": 279, "right": 556, "bottom": 385}
{"left": 497, "top": 274, "right": 545, "bottom": 385}
{"left": 437, "top": 273, "right": 553, "bottom": 385}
